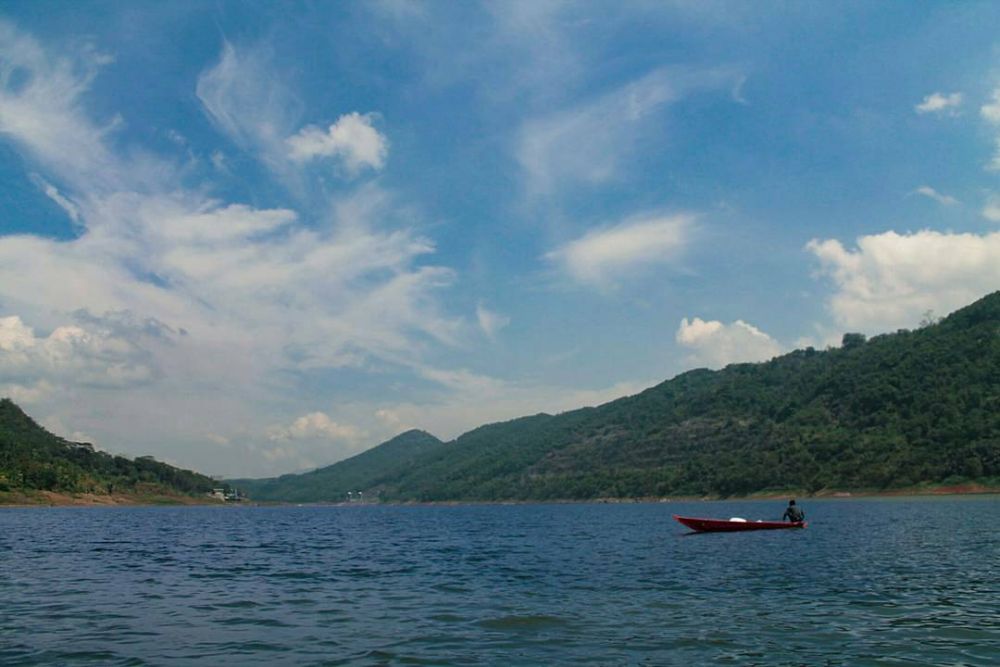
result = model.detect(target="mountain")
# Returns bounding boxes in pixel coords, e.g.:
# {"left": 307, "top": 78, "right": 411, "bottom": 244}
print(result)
{"left": 238, "top": 291, "right": 1000, "bottom": 502}
{"left": 0, "top": 399, "right": 216, "bottom": 502}
{"left": 231, "top": 429, "right": 445, "bottom": 502}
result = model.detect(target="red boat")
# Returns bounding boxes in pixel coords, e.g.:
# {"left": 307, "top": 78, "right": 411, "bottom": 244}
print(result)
{"left": 673, "top": 514, "right": 807, "bottom": 532}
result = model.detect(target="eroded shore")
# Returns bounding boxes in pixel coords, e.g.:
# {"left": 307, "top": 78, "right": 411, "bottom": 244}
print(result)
{"left": 0, "top": 489, "right": 224, "bottom": 508}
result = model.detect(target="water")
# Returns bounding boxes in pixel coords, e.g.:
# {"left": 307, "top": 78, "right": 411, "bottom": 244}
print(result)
{"left": 1, "top": 498, "right": 998, "bottom": 666}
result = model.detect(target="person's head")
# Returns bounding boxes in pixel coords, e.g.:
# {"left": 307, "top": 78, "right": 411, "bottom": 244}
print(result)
{"left": 788, "top": 499, "right": 796, "bottom": 506}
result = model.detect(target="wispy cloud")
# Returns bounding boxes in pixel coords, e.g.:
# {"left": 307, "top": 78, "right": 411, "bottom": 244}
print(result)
{"left": 546, "top": 213, "right": 693, "bottom": 288}
{"left": 195, "top": 41, "right": 301, "bottom": 162}
{"left": 0, "top": 21, "right": 124, "bottom": 194}
{"left": 0, "top": 23, "right": 466, "bottom": 475}
{"left": 517, "top": 66, "right": 740, "bottom": 196}
{"left": 29, "top": 173, "right": 82, "bottom": 224}
{"left": 912, "top": 185, "right": 958, "bottom": 206}
{"left": 476, "top": 302, "right": 510, "bottom": 340}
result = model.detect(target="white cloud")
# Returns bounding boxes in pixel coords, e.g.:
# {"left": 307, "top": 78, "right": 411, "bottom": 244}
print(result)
{"left": 40, "top": 415, "right": 95, "bottom": 445}
{"left": 913, "top": 185, "right": 958, "bottom": 206}
{"left": 676, "top": 317, "right": 782, "bottom": 369}
{"left": 268, "top": 412, "right": 363, "bottom": 442}
{"left": 980, "top": 89, "right": 1000, "bottom": 124}
{"left": 287, "top": 112, "right": 388, "bottom": 174}
{"left": 375, "top": 408, "right": 407, "bottom": 431}
{"left": 915, "top": 91, "right": 962, "bottom": 115}
{"left": 476, "top": 302, "right": 510, "bottom": 340}
{"left": 547, "top": 213, "right": 693, "bottom": 287}
{"left": 807, "top": 230, "right": 1000, "bottom": 332}
{"left": 0, "top": 380, "right": 53, "bottom": 405}
{"left": 0, "top": 315, "right": 158, "bottom": 388}
{"left": 198, "top": 44, "right": 387, "bottom": 184}
{"left": 261, "top": 412, "right": 369, "bottom": 472}
{"left": 517, "top": 66, "right": 739, "bottom": 195}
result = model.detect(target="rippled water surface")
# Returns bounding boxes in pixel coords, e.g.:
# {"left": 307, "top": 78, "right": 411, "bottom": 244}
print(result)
{"left": 2, "top": 498, "right": 998, "bottom": 665}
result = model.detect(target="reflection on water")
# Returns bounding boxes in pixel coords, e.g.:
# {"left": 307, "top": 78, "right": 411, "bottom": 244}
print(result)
{"left": 1, "top": 498, "right": 998, "bottom": 665}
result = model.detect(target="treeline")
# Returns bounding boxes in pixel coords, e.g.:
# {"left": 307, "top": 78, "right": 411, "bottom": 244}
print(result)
{"left": 238, "top": 290, "right": 1000, "bottom": 502}
{"left": 0, "top": 399, "right": 216, "bottom": 497}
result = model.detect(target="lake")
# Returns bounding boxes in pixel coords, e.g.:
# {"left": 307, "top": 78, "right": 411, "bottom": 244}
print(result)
{"left": 1, "top": 498, "right": 998, "bottom": 665}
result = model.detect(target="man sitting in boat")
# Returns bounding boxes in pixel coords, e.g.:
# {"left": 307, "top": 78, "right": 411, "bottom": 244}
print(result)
{"left": 782, "top": 499, "right": 805, "bottom": 522}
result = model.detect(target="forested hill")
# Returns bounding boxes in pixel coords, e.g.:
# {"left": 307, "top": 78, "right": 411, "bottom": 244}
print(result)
{"left": 232, "top": 429, "right": 444, "bottom": 503}
{"left": 238, "top": 291, "right": 1000, "bottom": 502}
{"left": 0, "top": 399, "right": 216, "bottom": 501}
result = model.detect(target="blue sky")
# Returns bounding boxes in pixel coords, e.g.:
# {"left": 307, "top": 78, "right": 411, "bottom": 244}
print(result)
{"left": 1, "top": 1, "right": 999, "bottom": 477}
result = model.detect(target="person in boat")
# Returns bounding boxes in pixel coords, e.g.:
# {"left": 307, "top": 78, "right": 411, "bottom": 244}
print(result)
{"left": 782, "top": 499, "right": 805, "bottom": 522}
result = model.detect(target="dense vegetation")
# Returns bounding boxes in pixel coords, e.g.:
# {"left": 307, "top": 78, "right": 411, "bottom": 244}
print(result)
{"left": 0, "top": 399, "right": 216, "bottom": 499}
{"left": 238, "top": 291, "right": 1000, "bottom": 502}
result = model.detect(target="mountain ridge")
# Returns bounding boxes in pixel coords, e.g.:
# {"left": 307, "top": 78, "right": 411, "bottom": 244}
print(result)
{"left": 231, "top": 428, "right": 444, "bottom": 503}
{"left": 235, "top": 291, "right": 1000, "bottom": 502}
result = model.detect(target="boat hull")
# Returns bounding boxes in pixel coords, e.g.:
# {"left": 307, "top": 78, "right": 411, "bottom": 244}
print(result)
{"left": 673, "top": 514, "right": 806, "bottom": 532}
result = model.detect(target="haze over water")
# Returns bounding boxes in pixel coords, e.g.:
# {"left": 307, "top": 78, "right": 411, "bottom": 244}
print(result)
{"left": 2, "top": 498, "right": 998, "bottom": 665}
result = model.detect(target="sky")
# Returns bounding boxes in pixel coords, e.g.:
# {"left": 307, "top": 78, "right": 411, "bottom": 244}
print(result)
{"left": 1, "top": 1, "right": 999, "bottom": 478}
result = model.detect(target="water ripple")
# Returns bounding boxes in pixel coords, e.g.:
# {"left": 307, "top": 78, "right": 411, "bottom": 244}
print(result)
{"left": 1, "top": 499, "right": 999, "bottom": 665}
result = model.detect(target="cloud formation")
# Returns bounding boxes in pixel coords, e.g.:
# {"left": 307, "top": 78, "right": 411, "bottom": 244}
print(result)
{"left": 268, "top": 412, "right": 364, "bottom": 442}
{"left": 287, "top": 112, "right": 388, "bottom": 174}
{"left": 913, "top": 185, "right": 958, "bottom": 206}
{"left": 547, "top": 214, "right": 693, "bottom": 287}
{"left": 0, "top": 315, "right": 157, "bottom": 388}
{"left": 195, "top": 41, "right": 301, "bottom": 160}
{"left": 0, "top": 23, "right": 463, "bottom": 474}
{"left": 980, "top": 89, "right": 1000, "bottom": 123}
{"left": 807, "top": 230, "right": 1000, "bottom": 332}
{"left": 676, "top": 317, "right": 782, "bottom": 369}
{"left": 915, "top": 91, "right": 962, "bottom": 115}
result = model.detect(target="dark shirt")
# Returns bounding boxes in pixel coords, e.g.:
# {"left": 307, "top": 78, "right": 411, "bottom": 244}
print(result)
{"left": 783, "top": 506, "right": 804, "bottom": 522}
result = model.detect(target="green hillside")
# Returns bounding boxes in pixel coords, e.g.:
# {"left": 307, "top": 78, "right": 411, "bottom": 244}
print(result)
{"left": 0, "top": 399, "right": 216, "bottom": 501}
{"left": 238, "top": 291, "right": 1000, "bottom": 502}
{"left": 232, "top": 429, "right": 444, "bottom": 502}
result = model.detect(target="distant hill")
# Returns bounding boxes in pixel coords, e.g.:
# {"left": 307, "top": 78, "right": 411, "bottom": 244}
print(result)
{"left": 232, "top": 429, "right": 444, "bottom": 502}
{"left": 237, "top": 291, "right": 1000, "bottom": 502}
{"left": 0, "top": 399, "right": 216, "bottom": 502}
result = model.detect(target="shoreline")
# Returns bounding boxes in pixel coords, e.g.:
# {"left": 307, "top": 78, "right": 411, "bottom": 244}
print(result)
{"left": 0, "top": 489, "right": 225, "bottom": 508}
{"left": 3, "top": 482, "right": 998, "bottom": 508}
